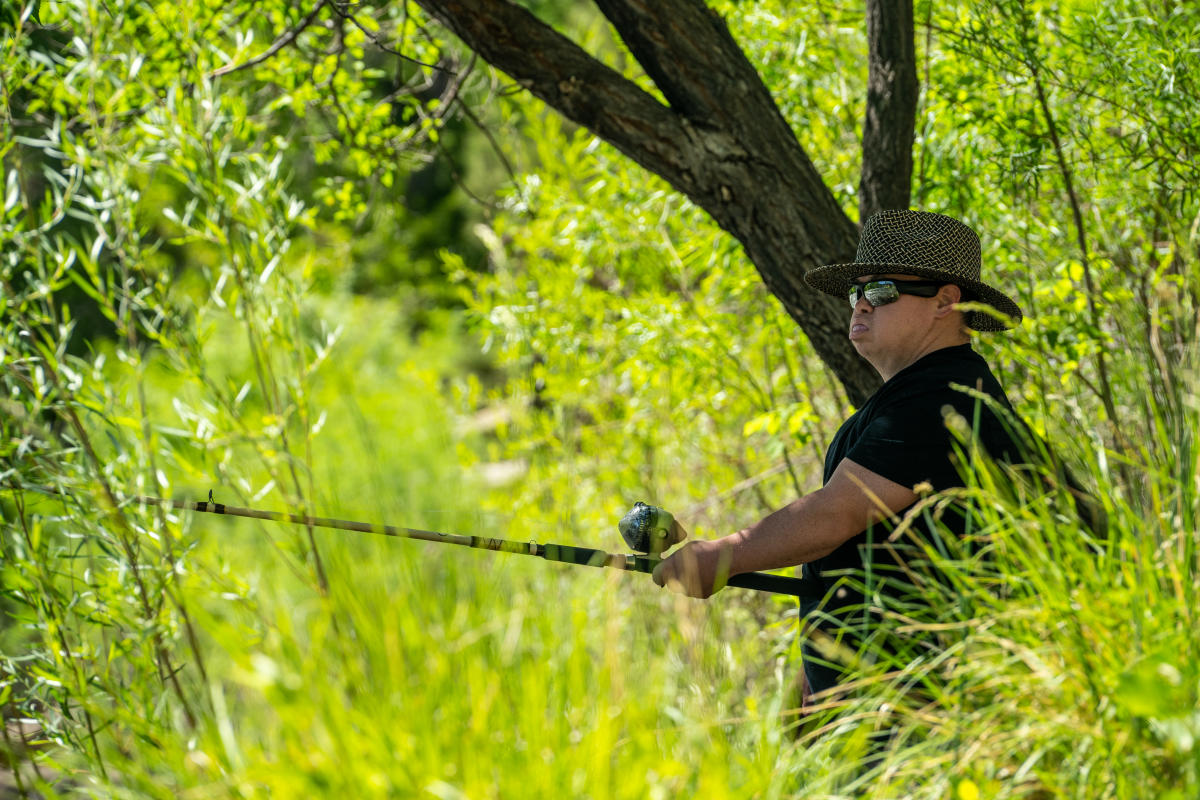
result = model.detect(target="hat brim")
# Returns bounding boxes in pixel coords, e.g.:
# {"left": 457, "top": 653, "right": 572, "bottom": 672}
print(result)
{"left": 804, "top": 262, "right": 1023, "bottom": 332}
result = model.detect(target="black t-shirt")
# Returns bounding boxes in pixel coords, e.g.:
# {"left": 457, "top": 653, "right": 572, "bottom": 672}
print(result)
{"left": 800, "top": 343, "right": 1032, "bottom": 693}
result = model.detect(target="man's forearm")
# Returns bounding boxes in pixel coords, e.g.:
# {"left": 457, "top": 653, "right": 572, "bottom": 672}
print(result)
{"left": 721, "top": 488, "right": 855, "bottom": 576}
{"left": 653, "top": 458, "right": 917, "bottom": 597}
{"left": 717, "top": 457, "right": 919, "bottom": 579}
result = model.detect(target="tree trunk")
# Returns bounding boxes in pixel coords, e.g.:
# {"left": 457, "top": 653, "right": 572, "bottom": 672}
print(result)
{"left": 860, "top": 0, "right": 919, "bottom": 222}
{"left": 416, "top": 0, "right": 917, "bottom": 406}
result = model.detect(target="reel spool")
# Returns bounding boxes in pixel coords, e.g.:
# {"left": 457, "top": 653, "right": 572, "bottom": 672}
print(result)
{"left": 618, "top": 502, "right": 685, "bottom": 556}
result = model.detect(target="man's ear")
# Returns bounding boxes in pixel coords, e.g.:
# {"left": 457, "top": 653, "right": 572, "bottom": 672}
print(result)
{"left": 934, "top": 284, "right": 964, "bottom": 316}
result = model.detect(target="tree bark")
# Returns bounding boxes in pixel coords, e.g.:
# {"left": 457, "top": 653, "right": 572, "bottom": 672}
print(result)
{"left": 859, "top": 0, "right": 919, "bottom": 222}
{"left": 415, "top": 0, "right": 913, "bottom": 406}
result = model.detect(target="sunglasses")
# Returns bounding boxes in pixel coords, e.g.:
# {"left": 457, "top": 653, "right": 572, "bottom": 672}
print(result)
{"left": 848, "top": 279, "right": 945, "bottom": 308}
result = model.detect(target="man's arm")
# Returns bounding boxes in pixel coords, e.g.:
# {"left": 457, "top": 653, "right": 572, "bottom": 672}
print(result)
{"left": 652, "top": 458, "right": 919, "bottom": 598}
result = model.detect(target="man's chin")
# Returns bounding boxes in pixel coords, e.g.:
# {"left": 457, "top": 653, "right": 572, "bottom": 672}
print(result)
{"left": 849, "top": 335, "right": 876, "bottom": 359}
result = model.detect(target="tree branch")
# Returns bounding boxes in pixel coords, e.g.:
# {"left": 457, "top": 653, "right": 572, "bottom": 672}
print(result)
{"left": 415, "top": 0, "right": 694, "bottom": 189}
{"left": 209, "top": 0, "right": 331, "bottom": 78}
{"left": 592, "top": 0, "right": 773, "bottom": 125}
{"left": 415, "top": 0, "right": 882, "bottom": 404}
{"left": 334, "top": 3, "right": 444, "bottom": 70}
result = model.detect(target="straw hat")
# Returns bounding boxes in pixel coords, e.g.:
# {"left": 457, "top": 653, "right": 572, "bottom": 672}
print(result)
{"left": 804, "top": 210, "right": 1022, "bottom": 331}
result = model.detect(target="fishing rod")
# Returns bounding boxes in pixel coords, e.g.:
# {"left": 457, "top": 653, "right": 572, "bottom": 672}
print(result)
{"left": 127, "top": 493, "right": 821, "bottom": 599}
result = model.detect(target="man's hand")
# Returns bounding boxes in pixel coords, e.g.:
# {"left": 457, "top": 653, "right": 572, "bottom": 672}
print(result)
{"left": 651, "top": 539, "right": 734, "bottom": 599}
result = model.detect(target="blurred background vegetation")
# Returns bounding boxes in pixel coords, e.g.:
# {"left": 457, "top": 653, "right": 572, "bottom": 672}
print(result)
{"left": 2, "top": 0, "right": 1198, "bottom": 797}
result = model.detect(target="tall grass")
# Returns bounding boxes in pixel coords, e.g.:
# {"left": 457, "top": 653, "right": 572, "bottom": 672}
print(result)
{"left": 4, "top": 0, "right": 1199, "bottom": 796}
{"left": 4, "top": 237, "right": 1199, "bottom": 799}
{"left": 823, "top": 386, "right": 1199, "bottom": 798}
{"left": 0, "top": 279, "right": 814, "bottom": 798}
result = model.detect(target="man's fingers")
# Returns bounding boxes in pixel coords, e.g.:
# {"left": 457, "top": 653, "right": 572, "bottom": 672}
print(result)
{"left": 652, "top": 544, "right": 715, "bottom": 597}
{"left": 663, "top": 577, "right": 690, "bottom": 596}
{"left": 653, "top": 554, "right": 690, "bottom": 595}
{"left": 651, "top": 560, "right": 666, "bottom": 587}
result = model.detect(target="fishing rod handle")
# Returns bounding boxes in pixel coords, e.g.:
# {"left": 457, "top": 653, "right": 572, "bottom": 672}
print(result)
{"left": 538, "top": 543, "right": 822, "bottom": 599}
{"left": 724, "top": 571, "right": 822, "bottom": 599}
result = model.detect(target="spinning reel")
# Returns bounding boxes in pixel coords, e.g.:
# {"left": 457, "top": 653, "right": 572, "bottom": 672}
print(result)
{"left": 617, "top": 501, "right": 686, "bottom": 556}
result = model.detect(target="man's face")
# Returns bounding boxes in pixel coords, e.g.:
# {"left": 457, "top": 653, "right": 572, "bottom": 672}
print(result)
{"left": 848, "top": 273, "right": 945, "bottom": 361}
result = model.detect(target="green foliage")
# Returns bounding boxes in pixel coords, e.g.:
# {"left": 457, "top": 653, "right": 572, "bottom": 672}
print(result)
{"left": 2, "top": 0, "right": 1200, "bottom": 797}
{"left": 456, "top": 0, "right": 1200, "bottom": 795}
{"left": 459, "top": 109, "right": 838, "bottom": 545}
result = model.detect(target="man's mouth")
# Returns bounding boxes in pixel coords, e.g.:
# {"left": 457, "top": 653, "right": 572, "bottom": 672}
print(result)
{"left": 850, "top": 322, "right": 868, "bottom": 334}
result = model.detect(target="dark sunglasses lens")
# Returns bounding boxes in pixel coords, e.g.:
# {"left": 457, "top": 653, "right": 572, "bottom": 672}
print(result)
{"left": 849, "top": 284, "right": 878, "bottom": 306}
{"left": 864, "top": 282, "right": 899, "bottom": 306}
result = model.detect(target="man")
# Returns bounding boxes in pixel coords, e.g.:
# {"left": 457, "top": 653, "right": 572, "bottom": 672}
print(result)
{"left": 652, "top": 209, "right": 1056, "bottom": 700}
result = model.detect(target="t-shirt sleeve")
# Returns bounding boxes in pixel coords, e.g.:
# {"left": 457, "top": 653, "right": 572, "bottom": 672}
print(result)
{"left": 840, "top": 386, "right": 973, "bottom": 492}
